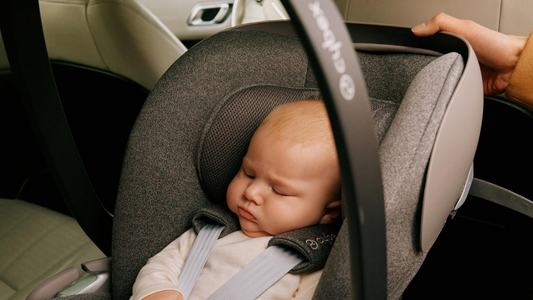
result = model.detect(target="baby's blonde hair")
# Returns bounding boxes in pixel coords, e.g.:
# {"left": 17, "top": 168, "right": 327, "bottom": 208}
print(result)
{"left": 259, "top": 100, "right": 335, "bottom": 148}
{"left": 259, "top": 100, "right": 342, "bottom": 204}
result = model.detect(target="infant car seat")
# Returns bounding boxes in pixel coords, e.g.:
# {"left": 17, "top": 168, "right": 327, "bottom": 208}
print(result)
{"left": 9, "top": 0, "right": 483, "bottom": 299}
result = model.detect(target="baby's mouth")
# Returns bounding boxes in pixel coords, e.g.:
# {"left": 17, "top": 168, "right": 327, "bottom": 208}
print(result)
{"left": 238, "top": 207, "right": 256, "bottom": 221}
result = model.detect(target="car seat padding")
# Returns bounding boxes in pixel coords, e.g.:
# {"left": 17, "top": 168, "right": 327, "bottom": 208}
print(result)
{"left": 314, "top": 52, "right": 464, "bottom": 300}
{"left": 192, "top": 204, "right": 340, "bottom": 274}
{"left": 112, "top": 30, "right": 315, "bottom": 300}
{"left": 192, "top": 205, "right": 241, "bottom": 239}
{"left": 195, "top": 58, "right": 437, "bottom": 205}
{"left": 383, "top": 52, "right": 463, "bottom": 298}
{"left": 196, "top": 85, "right": 323, "bottom": 203}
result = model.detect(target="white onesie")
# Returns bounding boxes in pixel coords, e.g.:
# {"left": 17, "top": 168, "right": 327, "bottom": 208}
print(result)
{"left": 131, "top": 228, "right": 322, "bottom": 300}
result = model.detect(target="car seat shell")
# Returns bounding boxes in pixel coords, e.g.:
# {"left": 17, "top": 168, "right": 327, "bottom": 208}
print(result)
{"left": 421, "top": 37, "right": 482, "bottom": 251}
{"left": 108, "top": 21, "right": 481, "bottom": 300}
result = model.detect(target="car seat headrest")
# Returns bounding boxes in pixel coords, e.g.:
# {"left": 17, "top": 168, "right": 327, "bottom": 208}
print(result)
{"left": 196, "top": 85, "right": 322, "bottom": 203}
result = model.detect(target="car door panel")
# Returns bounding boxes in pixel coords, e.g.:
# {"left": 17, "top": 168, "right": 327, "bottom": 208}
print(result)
{"left": 137, "top": 0, "right": 234, "bottom": 41}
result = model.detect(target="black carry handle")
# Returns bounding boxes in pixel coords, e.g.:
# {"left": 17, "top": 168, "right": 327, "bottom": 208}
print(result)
{"left": 0, "top": 0, "right": 113, "bottom": 255}
{"left": 281, "top": 1, "right": 387, "bottom": 299}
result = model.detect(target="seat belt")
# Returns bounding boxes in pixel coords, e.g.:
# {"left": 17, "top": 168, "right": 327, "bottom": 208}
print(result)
{"left": 177, "top": 224, "right": 303, "bottom": 300}
{"left": 0, "top": 0, "right": 113, "bottom": 255}
{"left": 177, "top": 224, "right": 225, "bottom": 299}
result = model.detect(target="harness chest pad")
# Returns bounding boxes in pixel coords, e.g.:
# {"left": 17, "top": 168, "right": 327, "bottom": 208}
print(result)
{"left": 269, "top": 223, "right": 339, "bottom": 274}
{"left": 191, "top": 205, "right": 339, "bottom": 274}
{"left": 192, "top": 205, "right": 240, "bottom": 238}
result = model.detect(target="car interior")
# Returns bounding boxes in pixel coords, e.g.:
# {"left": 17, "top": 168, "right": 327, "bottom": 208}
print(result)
{"left": 0, "top": 0, "right": 532, "bottom": 299}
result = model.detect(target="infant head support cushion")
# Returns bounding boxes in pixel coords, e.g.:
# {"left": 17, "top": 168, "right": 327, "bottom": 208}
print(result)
{"left": 196, "top": 85, "right": 323, "bottom": 203}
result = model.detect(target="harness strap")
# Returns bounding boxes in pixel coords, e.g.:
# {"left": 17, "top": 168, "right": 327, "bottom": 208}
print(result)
{"left": 208, "top": 245, "right": 303, "bottom": 300}
{"left": 177, "top": 224, "right": 304, "bottom": 300}
{"left": 177, "top": 224, "right": 225, "bottom": 299}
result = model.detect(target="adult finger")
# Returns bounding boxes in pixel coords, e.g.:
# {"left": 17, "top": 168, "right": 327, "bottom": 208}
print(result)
{"left": 411, "top": 13, "right": 467, "bottom": 37}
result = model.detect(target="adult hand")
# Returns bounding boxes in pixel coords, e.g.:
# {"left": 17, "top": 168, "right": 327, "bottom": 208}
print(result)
{"left": 412, "top": 12, "right": 527, "bottom": 95}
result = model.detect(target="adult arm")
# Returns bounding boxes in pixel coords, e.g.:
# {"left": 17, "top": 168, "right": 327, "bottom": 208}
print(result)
{"left": 130, "top": 228, "right": 197, "bottom": 300}
{"left": 411, "top": 12, "right": 532, "bottom": 108}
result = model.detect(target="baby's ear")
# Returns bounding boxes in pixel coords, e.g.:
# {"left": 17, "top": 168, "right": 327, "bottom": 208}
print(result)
{"left": 320, "top": 200, "right": 342, "bottom": 224}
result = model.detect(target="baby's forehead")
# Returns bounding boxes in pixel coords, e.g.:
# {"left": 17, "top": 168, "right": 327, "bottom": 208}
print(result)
{"left": 256, "top": 119, "right": 333, "bottom": 147}
{"left": 251, "top": 131, "right": 337, "bottom": 166}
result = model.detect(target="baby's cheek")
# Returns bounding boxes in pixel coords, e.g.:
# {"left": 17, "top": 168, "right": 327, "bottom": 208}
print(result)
{"left": 263, "top": 206, "right": 289, "bottom": 231}
{"left": 273, "top": 210, "right": 308, "bottom": 233}
{"left": 226, "top": 182, "right": 240, "bottom": 211}
{"left": 291, "top": 208, "right": 323, "bottom": 229}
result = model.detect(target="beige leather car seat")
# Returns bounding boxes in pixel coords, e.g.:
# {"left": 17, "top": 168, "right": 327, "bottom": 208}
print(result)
{"left": 1, "top": 0, "right": 187, "bottom": 90}
{"left": 0, "top": 1, "right": 186, "bottom": 300}
{"left": 39, "top": 0, "right": 187, "bottom": 90}
{"left": 0, "top": 199, "right": 105, "bottom": 300}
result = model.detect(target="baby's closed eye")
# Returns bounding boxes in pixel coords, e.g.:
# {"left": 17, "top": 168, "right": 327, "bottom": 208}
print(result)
{"left": 272, "top": 188, "right": 286, "bottom": 196}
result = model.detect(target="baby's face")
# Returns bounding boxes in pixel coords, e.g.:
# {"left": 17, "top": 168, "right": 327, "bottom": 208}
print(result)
{"left": 226, "top": 126, "right": 340, "bottom": 238}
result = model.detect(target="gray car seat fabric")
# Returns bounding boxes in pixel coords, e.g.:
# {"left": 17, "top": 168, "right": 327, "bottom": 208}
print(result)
{"left": 382, "top": 53, "right": 463, "bottom": 298}
{"left": 109, "top": 29, "right": 463, "bottom": 300}
{"left": 112, "top": 30, "right": 316, "bottom": 300}
{"left": 314, "top": 51, "right": 464, "bottom": 300}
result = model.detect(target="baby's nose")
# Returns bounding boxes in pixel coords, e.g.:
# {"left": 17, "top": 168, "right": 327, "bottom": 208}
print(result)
{"left": 244, "top": 183, "right": 263, "bottom": 205}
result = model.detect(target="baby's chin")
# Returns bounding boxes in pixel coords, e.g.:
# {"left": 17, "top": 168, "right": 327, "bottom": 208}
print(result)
{"left": 240, "top": 225, "right": 273, "bottom": 238}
